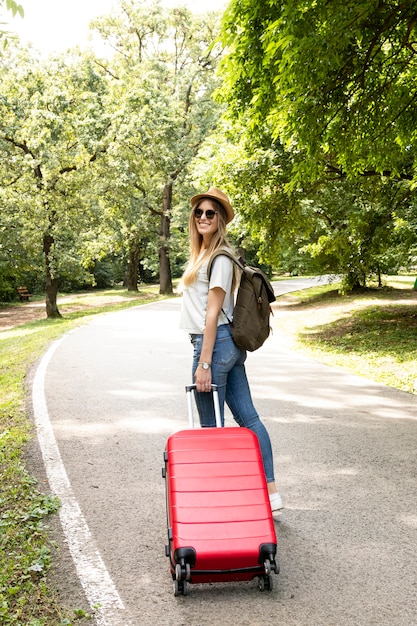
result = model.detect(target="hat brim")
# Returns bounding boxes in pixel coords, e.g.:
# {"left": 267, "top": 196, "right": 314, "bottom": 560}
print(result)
{"left": 191, "top": 191, "right": 234, "bottom": 224}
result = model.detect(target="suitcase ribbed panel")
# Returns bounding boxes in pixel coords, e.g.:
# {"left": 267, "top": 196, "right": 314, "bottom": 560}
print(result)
{"left": 170, "top": 489, "right": 266, "bottom": 508}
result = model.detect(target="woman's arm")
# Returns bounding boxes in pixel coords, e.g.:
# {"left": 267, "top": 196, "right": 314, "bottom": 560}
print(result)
{"left": 194, "top": 286, "right": 225, "bottom": 392}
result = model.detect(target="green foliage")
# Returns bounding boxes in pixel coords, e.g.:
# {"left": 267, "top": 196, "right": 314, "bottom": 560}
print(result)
{"left": 196, "top": 113, "right": 417, "bottom": 286}
{"left": 191, "top": 120, "right": 299, "bottom": 266}
{"left": 0, "top": 0, "right": 24, "bottom": 48}
{"left": 0, "top": 1, "right": 224, "bottom": 302}
{"left": 0, "top": 360, "right": 60, "bottom": 623}
{"left": 0, "top": 44, "right": 115, "bottom": 304}
{"left": 91, "top": 1, "right": 224, "bottom": 291}
{"left": 297, "top": 177, "right": 411, "bottom": 291}
{"left": 220, "top": 0, "right": 417, "bottom": 183}
{"left": 1, "top": 0, "right": 416, "bottom": 300}
{"left": 194, "top": 2, "right": 416, "bottom": 288}
{"left": 2, "top": 0, "right": 23, "bottom": 18}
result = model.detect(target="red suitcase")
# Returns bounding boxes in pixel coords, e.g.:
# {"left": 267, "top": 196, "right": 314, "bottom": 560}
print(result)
{"left": 163, "top": 384, "right": 279, "bottom": 596}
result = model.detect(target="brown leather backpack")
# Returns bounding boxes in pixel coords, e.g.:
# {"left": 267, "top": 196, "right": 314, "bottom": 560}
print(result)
{"left": 208, "top": 250, "right": 276, "bottom": 351}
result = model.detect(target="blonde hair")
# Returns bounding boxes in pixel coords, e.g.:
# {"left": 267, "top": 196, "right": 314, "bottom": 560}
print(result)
{"left": 182, "top": 198, "right": 238, "bottom": 290}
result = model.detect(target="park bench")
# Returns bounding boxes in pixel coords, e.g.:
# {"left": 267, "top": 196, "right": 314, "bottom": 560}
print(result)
{"left": 17, "top": 286, "right": 33, "bottom": 302}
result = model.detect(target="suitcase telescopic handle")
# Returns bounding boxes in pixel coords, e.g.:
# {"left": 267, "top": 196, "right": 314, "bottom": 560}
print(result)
{"left": 185, "top": 384, "right": 222, "bottom": 428}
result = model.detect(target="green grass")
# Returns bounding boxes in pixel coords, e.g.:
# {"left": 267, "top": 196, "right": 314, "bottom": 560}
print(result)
{"left": 274, "top": 275, "right": 417, "bottom": 394}
{"left": 0, "top": 287, "right": 168, "bottom": 625}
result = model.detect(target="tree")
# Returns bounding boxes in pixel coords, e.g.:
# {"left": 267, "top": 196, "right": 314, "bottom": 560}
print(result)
{"left": 220, "top": 0, "right": 417, "bottom": 184}
{"left": 92, "top": 0, "right": 223, "bottom": 294}
{"left": 297, "top": 178, "right": 413, "bottom": 291}
{"left": 0, "top": 47, "right": 112, "bottom": 316}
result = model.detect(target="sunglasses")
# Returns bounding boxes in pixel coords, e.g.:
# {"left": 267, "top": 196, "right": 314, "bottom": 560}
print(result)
{"left": 194, "top": 208, "right": 218, "bottom": 220}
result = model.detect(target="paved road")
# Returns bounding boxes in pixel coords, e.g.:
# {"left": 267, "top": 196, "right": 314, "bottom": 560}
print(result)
{"left": 30, "top": 279, "right": 417, "bottom": 626}
{"left": 272, "top": 274, "right": 339, "bottom": 296}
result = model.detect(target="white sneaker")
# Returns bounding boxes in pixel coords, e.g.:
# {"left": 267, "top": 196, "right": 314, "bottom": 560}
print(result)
{"left": 269, "top": 492, "right": 283, "bottom": 511}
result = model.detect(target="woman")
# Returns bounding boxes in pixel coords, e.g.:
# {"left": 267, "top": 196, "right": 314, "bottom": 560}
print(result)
{"left": 179, "top": 187, "right": 283, "bottom": 511}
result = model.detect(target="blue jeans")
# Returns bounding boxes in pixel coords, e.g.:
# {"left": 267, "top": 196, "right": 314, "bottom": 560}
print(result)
{"left": 190, "top": 324, "right": 275, "bottom": 483}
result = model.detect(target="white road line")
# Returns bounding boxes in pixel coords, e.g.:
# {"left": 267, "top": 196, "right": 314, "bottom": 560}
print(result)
{"left": 32, "top": 336, "right": 129, "bottom": 626}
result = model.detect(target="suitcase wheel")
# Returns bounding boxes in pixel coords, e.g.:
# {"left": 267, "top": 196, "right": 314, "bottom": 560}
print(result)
{"left": 174, "top": 578, "right": 188, "bottom": 596}
{"left": 258, "top": 558, "right": 276, "bottom": 592}
{"left": 174, "top": 564, "right": 189, "bottom": 596}
{"left": 258, "top": 574, "right": 273, "bottom": 592}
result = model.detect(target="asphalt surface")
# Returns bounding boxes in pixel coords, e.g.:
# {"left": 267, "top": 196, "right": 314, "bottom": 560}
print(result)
{"left": 29, "top": 279, "right": 417, "bottom": 626}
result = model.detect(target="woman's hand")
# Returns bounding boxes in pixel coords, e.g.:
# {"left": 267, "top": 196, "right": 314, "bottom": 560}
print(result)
{"left": 194, "top": 365, "right": 212, "bottom": 392}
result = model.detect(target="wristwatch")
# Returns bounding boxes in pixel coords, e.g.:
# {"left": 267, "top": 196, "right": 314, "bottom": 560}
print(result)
{"left": 198, "top": 362, "right": 211, "bottom": 370}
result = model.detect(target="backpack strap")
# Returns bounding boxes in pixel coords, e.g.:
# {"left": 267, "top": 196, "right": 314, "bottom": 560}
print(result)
{"left": 207, "top": 250, "right": 243, "bottom": 325}
{"left": 208, "top": 250, "right": 275, "bottom": 304}
{"left": 207, "top": 249, "right": 244, "bottom": 280}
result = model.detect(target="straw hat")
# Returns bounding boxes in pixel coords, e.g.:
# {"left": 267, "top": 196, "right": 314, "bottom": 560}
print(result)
{"left": 190, "top": 188, "right": 234, "bottom": 224}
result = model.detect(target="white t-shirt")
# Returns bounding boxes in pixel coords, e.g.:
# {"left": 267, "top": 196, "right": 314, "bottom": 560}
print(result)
{"left": 179, "top": 254, "right": 234, "bottom": 333}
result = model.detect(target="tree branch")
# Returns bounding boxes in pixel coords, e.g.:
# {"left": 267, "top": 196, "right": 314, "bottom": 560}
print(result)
{"left": 3, "top": 135, "right": 43, "bottom": 180}
{"left": 360, "top": 4, "right": 405, "bottom": 88}
{"left": 325, "top": 162, "right": 413, "bottom": 181}
{"left": 94, "top": 60, "right": 120, "bottom": 80}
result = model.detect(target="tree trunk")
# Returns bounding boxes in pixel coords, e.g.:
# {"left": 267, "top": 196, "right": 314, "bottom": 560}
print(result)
{"left": 43, "top": 233, "right": 62, "bottom": 318}
{"left": 159, "top": 183, "right": 173, "bottom": 295}
{"left": 126, "top": 244, "right": 141, "bottom": 291}
{"left": 377, "top": 264, "right": 382, "bottom": 288}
